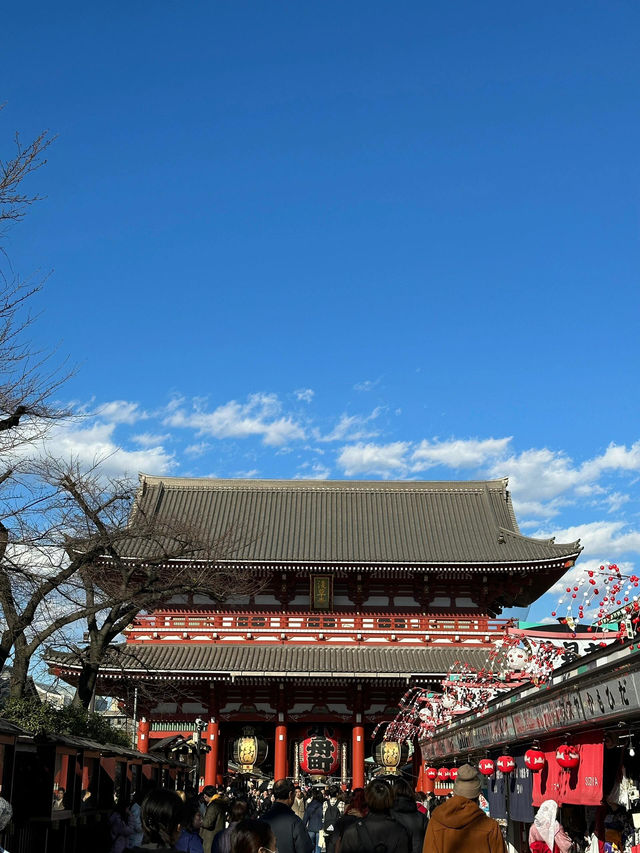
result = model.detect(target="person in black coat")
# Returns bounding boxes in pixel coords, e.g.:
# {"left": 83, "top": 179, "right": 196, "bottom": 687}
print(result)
{"left": 303, "top": 791, "right": 324, "bottom": 853}
{"left": 389, "top": 779, "right": 427, "bottom": 853}
{"left": 340, "top": 780, "right": 410, "bottom": 853}
{"left": 261, "top": 779, "right": 313, "bottom": 853}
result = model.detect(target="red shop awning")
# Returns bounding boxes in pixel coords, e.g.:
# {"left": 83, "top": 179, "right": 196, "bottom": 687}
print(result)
{"left": 533, "top": 732, "right": 603, "bottom": 807}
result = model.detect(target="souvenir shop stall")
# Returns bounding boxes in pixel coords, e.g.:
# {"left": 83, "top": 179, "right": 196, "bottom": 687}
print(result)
{"left": 419, "top": 640, "right": 640, "bottom": 853}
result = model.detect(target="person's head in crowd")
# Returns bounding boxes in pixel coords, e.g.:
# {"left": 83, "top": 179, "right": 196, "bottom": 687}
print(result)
{"left": 230, "top": 800, "right": 249, "bottom": 824}
{"left": 181, "top": 801, "right": 202, "bottom": 834}
{"left": 452, "top": 764, "right": 482, "bottom": 801}
{"left": 231, "top": 818, "right": 277, "bottom": 853}
{"left": 202, "top": 785, "right": 216, "bottom": 803}
{"left": 391, "top": 778, "right": 416, "bottom": 802}
{"left": 345, "top": 788, "right": 367, "bottom": 816}
{"left": 272, "top": 779, "right": 295, "bottom": 805}
{"left": 364, "top": 780, "right": 394, "bottom": 813}
{"left": 140, "top": 789, "right": 183, "bottom": 846}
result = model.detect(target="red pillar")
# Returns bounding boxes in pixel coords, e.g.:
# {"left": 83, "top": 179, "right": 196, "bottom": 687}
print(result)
{"left": 274, "top": 724, "right": 288, "bottom": 780}
{"left": 137, "top": 718, "right": 150, "bottom": 754}
{"left": 204, "top": 719, "right": 219, "bottom": 788}
{"left": 352, "top": 725, "right": 365, "bottom": 789}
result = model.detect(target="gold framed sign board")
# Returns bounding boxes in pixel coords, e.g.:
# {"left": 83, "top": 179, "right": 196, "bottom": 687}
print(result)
{"left": 310, "top": 575, "right": 333, "bottom": 610}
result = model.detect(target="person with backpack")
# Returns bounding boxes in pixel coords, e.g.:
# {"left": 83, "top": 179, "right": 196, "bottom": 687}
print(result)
{"left": 340, "top": 780, "right": 410, "bottom": 853}
{"left": 322, "top": 787, "right": 342, "bottom": 853}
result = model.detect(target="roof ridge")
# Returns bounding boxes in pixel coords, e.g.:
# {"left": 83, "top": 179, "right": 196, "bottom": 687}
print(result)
{"left": 138, "top": 474, "right": 511, "bottom": 492}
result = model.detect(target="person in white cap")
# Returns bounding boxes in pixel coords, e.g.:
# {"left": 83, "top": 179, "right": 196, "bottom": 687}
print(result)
{"left": 422, "top": 764, "right": 505, "bottom": 853}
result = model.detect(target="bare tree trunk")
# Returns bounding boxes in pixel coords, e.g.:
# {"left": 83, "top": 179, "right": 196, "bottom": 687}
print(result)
{"left": 8, "top": 634, "right": 30, "bottom": 700}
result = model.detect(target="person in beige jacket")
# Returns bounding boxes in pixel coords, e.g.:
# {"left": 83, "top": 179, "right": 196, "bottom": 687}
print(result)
{"left": 422, "top": 765, "right": 506, "bottom": 853}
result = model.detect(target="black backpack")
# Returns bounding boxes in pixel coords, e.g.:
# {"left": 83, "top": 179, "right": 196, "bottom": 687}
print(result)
{"left": 354, "top": 819, "right": 405, "bottom": 853}
{"left": 324, "top": 802, "right": 341, "bottom": 831}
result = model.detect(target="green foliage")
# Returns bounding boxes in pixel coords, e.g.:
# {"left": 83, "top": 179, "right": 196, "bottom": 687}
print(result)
{"left": 1, "top": 697, "right": 130, "bottom": 747}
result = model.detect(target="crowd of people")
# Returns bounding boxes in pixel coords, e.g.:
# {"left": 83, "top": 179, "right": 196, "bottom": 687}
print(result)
{"left": 108, "top": 764, "right": 516, "bottom": 853}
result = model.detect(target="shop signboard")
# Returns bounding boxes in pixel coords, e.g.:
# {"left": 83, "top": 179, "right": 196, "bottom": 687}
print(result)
{"left": 578, "top": 671, "right": 640, "bottom": 724}
{"left": 470, "top": 715, "right": 516, "bottom": 749}
{"left": 511, "top": 690, "right": 584, "bottom": 737}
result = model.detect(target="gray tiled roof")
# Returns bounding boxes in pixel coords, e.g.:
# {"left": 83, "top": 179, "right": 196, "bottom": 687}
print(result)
{"left": 47, "top": 643, "right": 492, "bottom": 680}
{"left": 123, "top": 475, "right": 580, "bottom": 566}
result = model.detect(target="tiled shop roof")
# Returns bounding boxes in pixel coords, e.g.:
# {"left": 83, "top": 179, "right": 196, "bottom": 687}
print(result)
{"left": 122, "top": 475, "right": 580, "bottom": 566}
{"left": 47, "top": 643, "right": 490, "bottom": 680}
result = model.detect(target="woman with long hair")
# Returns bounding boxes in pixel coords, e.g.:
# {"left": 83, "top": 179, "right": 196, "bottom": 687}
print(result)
{"left": 130, "top": 789, "right": 184, "bottom": 852}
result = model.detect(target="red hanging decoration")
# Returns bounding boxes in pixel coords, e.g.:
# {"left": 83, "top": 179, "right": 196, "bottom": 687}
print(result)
{"left": 497, "top": 755, "right": 515, "bottom": 774}
{"left": 437, "top": 767, "right": 450, "bottom": 781}
{"left": 524, "top": 748, "right": 546, "bottom": 772}
{"left": 449, "top": 767, "right": 458, "bottom": 781}
{"left": 426, "top": 766, "right": 438, "bottom": 781}
{"left": 555, "top": 744, "right": 579, "bottom": 770}
{"left": 478, "top": 758, "right": 495, "bottom": 776}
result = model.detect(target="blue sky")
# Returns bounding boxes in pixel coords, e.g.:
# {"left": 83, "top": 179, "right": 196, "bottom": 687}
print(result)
{"left": 2, "top": 1, "right": 639, "bottom": 624}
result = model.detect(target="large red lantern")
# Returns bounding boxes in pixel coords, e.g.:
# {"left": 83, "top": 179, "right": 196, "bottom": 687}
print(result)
{"left": 299, "top": 729, "right": 340, "bottom": 777}
{"left": 556, "top": 744, "right": 579, "bottom": 770}
{"left": 478, "top": 758, "right": 495, "bottom": 776}
{"left": 437, "top": 767, "right": 451, "bottom": 781}
{"left": 524, "top": 748, "right": 546, "bottom": 772}
{"left": 426, "top": 767, "right": 438, "bottom": 781}
{"left": 449, "top": 767, "right": 458, "bottom": 781}
{"left": 497, "top": 755, "right": 515, "bottom": 774}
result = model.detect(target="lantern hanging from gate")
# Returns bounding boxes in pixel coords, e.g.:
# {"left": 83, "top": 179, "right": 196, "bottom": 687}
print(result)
{"left": 232, "top": 727, "right": 268, "bottom": 773}
{"left": 299, "top": 728, "right": 340, "bottom": 777}
{"left": 524, "top": 748, "right": 546, "bottom": 772}
{"left": 556, "top": 744, "right": 579, "bottom": 770}
{"left": 449, "top": 766, "right": 458, "bottom": 781}
{"left": 437, "top": 767, "right": 451, "bottom": 781}
{"left": 426, "top": 766, "right": 438, "bottom": 781}
{"left": 373, "top": 740, "right": 409, "bottom": 775}
{"left": 478, "top": 758, "right": 495, "bottom": 776}
{"left": 497, "top": 755, "right": 516, "bottom": 774}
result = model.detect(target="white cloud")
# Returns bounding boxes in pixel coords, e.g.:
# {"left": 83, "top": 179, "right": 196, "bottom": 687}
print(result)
{"left": 295, "top": 388, "right": 314, "bottom": 403}
{"left": 354, "top": 379, "right": 380, "bottom": 392}
{"left": 95, "top": 400, "right": 147, "bottom": 425}
{"left": 295, "top": 462, "right": 331, "bottom": 480}
{"left": 132, "top": 432, "right": 170, "bottom": 447}
{"left": 410, "top": 437, "right": 512, "bottom": 470}
{"left": 185, "top": 442, "right": 211, "bottom": 457}
{"left": 487, "top": 442, "right": 640, "bottom": 512}
{"left": 337, "top": 442, "right": 410, "bottom": 477}
{"left": 533, "top": 520, "right": 640, "bottom": 560}
{"left": 164, "top": 393, "right": 306, "bottom": 447}
{"left": 37, "top": 420, "right": 175, "bottom": 478}
{"left": 319, "top": 409, "right": 383, "bottom": 443}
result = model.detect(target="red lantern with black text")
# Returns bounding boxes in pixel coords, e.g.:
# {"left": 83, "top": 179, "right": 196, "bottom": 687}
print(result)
{"left": 426, "top": 767, "right": 438, "bottom": 781}
{"left": 437, "top": 767, "right": 450, "bottom": 781}
{"left": 556, "top": 744, "right": 579, "bottom": 770}
{"left": 497, "top": 755, "right": 515, "bottom": 774}
{"left": 524, "top": 748, "right": 546, "bottom": 772}
{"left": 299, "top": 729, "right": 340, "bottom": 777}
{"left": 449, "top": 767, "right": 458, "bottom": 781}
{"left": 478, "top": 758, "right": 495, "bottom": 776}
